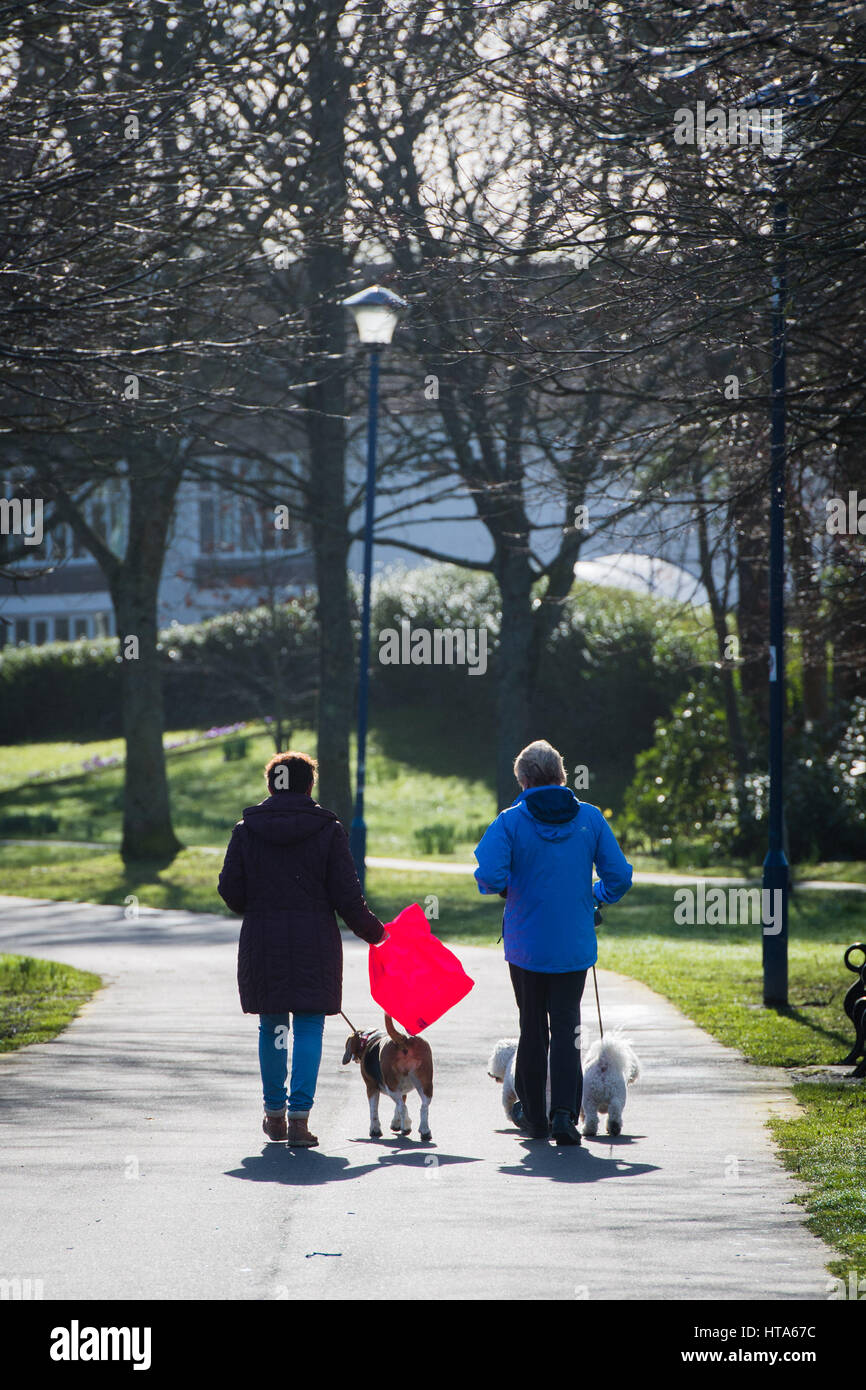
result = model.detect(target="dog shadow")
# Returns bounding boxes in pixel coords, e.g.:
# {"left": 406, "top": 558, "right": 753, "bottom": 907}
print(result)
{"left": 226, "top": 1144, "right": 479, "bottom": 1186}
{"left": 499, "top": 1141, "right": 659, "bottom": 1183}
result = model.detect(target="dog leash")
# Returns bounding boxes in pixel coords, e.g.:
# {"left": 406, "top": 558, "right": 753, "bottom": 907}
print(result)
{"left": 339, "top": 1009, "right": 359, "bottom": 1034}
{"left": 592, "top": 904, "right": 604, "bottom": 1038}
{"left": 591, "top": 965, "right": 604, "bottom": 1039}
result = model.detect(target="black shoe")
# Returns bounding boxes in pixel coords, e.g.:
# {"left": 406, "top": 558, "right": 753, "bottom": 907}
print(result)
{"left": 551, "top": 1109, "right": 581, "bottom": 1146}
{"left": 510, "top": 1100, "right": 549, "bottom": 1140}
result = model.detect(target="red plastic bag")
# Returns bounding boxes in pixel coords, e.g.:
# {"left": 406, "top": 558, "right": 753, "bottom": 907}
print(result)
{"left": 368, "top": 902, "right": 474, "bottom": 1034}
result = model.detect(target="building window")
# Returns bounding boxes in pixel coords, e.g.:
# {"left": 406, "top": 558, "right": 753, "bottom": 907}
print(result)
{"left": 33, "top": 620, "right": 48, "bottom": 645}
{"left": 73, "top": 617, "right": 89, "bottom": 639}
{"left": 14, "top": 619, "right": 29, "bottom": 644}
{"left": 93, "top": 612, "right": 109, "bottom": 638}
{"left": 199, "top": 497, "right": 215, "bottom": 554}
{"left": 55, "top": 617, "right": 70, "bottom": 642}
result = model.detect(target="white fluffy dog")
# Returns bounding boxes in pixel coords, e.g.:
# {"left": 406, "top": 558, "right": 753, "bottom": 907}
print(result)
{"left": 487, "top": 1030, "right": 640, "bottom": 1135}
{"left": 487, "top": 1038, "right": 548, "bottom": 1121}
{"left": 580, "top": 1031, "right": 640, "bottom": 1136}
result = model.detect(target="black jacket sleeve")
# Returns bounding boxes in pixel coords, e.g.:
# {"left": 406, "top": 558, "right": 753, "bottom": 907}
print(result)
{"left": 325, "top": 822, "right": 386, "bottom": 944}
{"left": 218, "top": 824, "right": 247, "bottom": 915}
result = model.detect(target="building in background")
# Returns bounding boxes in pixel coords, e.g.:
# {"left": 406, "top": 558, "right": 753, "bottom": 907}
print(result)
{"left": 0, "top": 466, "right": 312, "bottom": 648}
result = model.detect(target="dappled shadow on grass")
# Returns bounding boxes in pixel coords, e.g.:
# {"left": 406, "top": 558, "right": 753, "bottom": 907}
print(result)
{"left": 369, "top": 704, "right": 496, "bottom": 787}
{"left": 0, "top": 737, "right": 267, "bottom": 848}
{"left": 765, "top": 1002, "right": 854, "bottom": 1054}
{"left": 0, "top": 767, "right": 124, "bottom": 841}
{"left": 0, "top": 842, "right": 228, "bottom": 917}
{"left": 601, "top": 883, "right": 866, "bottom": 944}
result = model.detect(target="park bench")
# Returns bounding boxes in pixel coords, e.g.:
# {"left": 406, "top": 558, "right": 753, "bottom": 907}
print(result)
{"left": 840, "top": 943, "right": 866, "bottom": 1079}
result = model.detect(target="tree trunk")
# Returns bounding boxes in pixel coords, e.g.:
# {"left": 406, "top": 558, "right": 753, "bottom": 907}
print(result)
{"left": 494, "top": 548, "right": 535, "bottom": 809}
{"left": 694, "top": 479, "right": 748, "bottom": 775}
{"left": 789, "top": 485, "right": 828, "bottom": 726}
{"left": 110, "top": 462, "right": 183, "bottom": 863}
{"left": 826, "top": 445, "right": 865, "bottom": 711}
{"left": 734, "top": 485, "right": 770, "bottom": 731}
{"left": 302, "top": 16, "right": 353, "bottom": 831}
{"left": 112, "top": 569, "right": 181, "bottom": 863}
{"left": 311, "top": 513, "right": 354, "bottom": 830}
{"left": 40, "top": 453, "right": 182, "bottom": 863}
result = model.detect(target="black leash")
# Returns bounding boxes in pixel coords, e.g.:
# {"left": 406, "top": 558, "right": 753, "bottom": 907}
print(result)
{"left": 591, "top": 966, "right": 604, "bottom": 1039}
{"left": 593, "top": 905, "right": 604, "bottom": 1038}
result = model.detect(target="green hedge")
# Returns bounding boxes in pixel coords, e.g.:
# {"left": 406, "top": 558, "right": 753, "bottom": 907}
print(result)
{"left": 0, "top": 637, "right": 122, "bottom": 742}
{"left": 0, "top": 596, "right": 319, "bottom": 742}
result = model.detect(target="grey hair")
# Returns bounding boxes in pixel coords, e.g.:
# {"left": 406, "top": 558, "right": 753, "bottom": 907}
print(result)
{"left": 513, "top": 739, "right": 566, "bottom": 789}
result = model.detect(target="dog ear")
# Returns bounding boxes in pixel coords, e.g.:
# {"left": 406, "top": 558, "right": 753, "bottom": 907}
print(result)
{"left": 341, "top": 1039, "right": 355, "bottom": 1065}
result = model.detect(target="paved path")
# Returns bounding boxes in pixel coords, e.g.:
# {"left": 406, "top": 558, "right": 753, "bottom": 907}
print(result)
{"left": 0, "top": 894, "right": 835, "bottom": 1301}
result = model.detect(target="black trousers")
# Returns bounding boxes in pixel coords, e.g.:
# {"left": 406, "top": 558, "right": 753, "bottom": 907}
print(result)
{"left": 509, "top": 962, "right": 588, "bottom": 1125}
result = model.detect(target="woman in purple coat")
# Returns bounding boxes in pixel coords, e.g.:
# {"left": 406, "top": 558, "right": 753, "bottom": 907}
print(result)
{"left": 218, "top": 751, "right": 385, "bottom": 1148}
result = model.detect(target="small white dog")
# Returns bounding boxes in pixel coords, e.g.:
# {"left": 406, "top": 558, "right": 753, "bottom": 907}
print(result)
{"left": 487, "top": 1038, "right": 549, "bottom": 1121}
{"left": 580, "top": 1030, "right": 640, "bottom": 1136}
{"left": 487, "top": 1030, "right": 640, "bottom": 1135}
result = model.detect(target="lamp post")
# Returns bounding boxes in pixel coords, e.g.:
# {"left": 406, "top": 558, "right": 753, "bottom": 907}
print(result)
{"left": 744, "top": 80, "right": 821, "bottom": 1005}
{"left": 342, "top": 285, "right": 407, "bottom": 890}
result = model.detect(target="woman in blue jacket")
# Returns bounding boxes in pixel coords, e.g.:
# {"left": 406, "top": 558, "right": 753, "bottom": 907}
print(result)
{"left": 474, "top": 739, "right": 633, "bottom": 1145}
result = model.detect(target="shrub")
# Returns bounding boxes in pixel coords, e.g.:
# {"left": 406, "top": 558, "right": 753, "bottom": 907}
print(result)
{"left": 623, "top": 679, "right": 735, "bottom": 850}
{"left": 370, "top": 563, "right": 703, "bottom": 808}
{"left": 413, "top": 822, "right": 458, "bottom": 855}
{"left": 0, "top": 637, "right": 121, "bottom": 742}
{"left": 624, "top": 686, "right": 866, "bottom": 863}
{"left": 0, "top": 596, "right": 319, "bottom": 743}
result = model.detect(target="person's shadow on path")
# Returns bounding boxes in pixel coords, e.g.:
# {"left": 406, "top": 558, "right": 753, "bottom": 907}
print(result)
{"left": 499, "top": 1138, "right": 658, "bottom": 1183}
{"left": 226, "top": 1141, "right": 480, "bottom": 1186}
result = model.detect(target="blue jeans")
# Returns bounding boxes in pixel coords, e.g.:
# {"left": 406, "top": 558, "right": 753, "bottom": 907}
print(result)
{"left": 258, "top": 1012, "right": 325, "bottom": 1115}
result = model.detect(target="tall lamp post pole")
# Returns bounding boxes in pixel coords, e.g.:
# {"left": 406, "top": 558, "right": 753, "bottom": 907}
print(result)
{"left": 745, "top": 80, "right": 820, "bottom": 1005}
{"left": 342, "top": 285, "right": 407, "bottom": 890}
{"left": 763, "top": 195, "right": 789, "bottom": 1005}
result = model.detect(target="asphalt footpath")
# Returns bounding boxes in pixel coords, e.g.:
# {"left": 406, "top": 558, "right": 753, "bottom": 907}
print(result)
{"left": 0, "top": 895, "right": 835, "bottom": 1301}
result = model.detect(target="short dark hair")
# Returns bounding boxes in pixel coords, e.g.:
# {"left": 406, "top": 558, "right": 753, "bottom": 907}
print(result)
{"left": 265, "top": 750, "right": 317, "bottom": 795}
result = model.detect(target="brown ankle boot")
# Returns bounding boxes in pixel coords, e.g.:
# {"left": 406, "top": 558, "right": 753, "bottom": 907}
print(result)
{"left": 263, "top": 1109, "right": 288, "bottom": 1141}
{"left": 287, "top": 1113, "right": 318, "bottom": 1147}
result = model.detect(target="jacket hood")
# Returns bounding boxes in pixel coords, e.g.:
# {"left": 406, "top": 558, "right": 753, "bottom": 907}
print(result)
{"left": 241, "top": 792, "right": 337, "bottom": 846}
{"left": 518, "top": 785, "right": 581, "bottom": 840}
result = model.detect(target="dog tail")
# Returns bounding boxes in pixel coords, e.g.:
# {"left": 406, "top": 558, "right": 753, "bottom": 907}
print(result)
{"left": 384, "top": 1013, "right": 410, "bottom": 1044}
{"left": 597, "top": 1034, "right": 640, "bottom": 1083}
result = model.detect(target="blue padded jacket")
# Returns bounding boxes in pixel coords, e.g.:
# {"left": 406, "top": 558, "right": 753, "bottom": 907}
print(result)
{"left": 473, "top": 785, "right": 633, "bottom": 973}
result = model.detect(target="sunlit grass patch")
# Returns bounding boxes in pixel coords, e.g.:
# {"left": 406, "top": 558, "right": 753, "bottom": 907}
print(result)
{"left": 0, "top": 953, "right": 102, "bottom": 1053}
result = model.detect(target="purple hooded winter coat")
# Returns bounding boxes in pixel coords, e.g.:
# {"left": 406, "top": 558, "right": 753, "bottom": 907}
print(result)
{"left": 217, "top": 790, "right": 385, "bottom": 1014}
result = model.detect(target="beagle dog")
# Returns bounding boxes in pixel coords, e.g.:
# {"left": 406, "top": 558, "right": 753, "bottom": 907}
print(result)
{"left": 342, "top": 1014, "right": 434, "bottom": 1141}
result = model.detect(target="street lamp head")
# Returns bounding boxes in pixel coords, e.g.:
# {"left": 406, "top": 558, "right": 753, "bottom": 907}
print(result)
{"left": 342, "top": 284, "right": 407, "bottom": 346}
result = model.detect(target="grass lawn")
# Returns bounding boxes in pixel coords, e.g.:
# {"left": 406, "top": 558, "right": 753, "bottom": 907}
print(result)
{"left": 769, "top": 1086, "right": 866, "bottom": 1282}
{"left": 0, "top": 953, "right": 102, "bottom": 1053}
{"left": 2, "top": 726, "right": 864, "bottom": 886}
{"left": 0, "top": 723, "right": 497, "bottom": 858}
